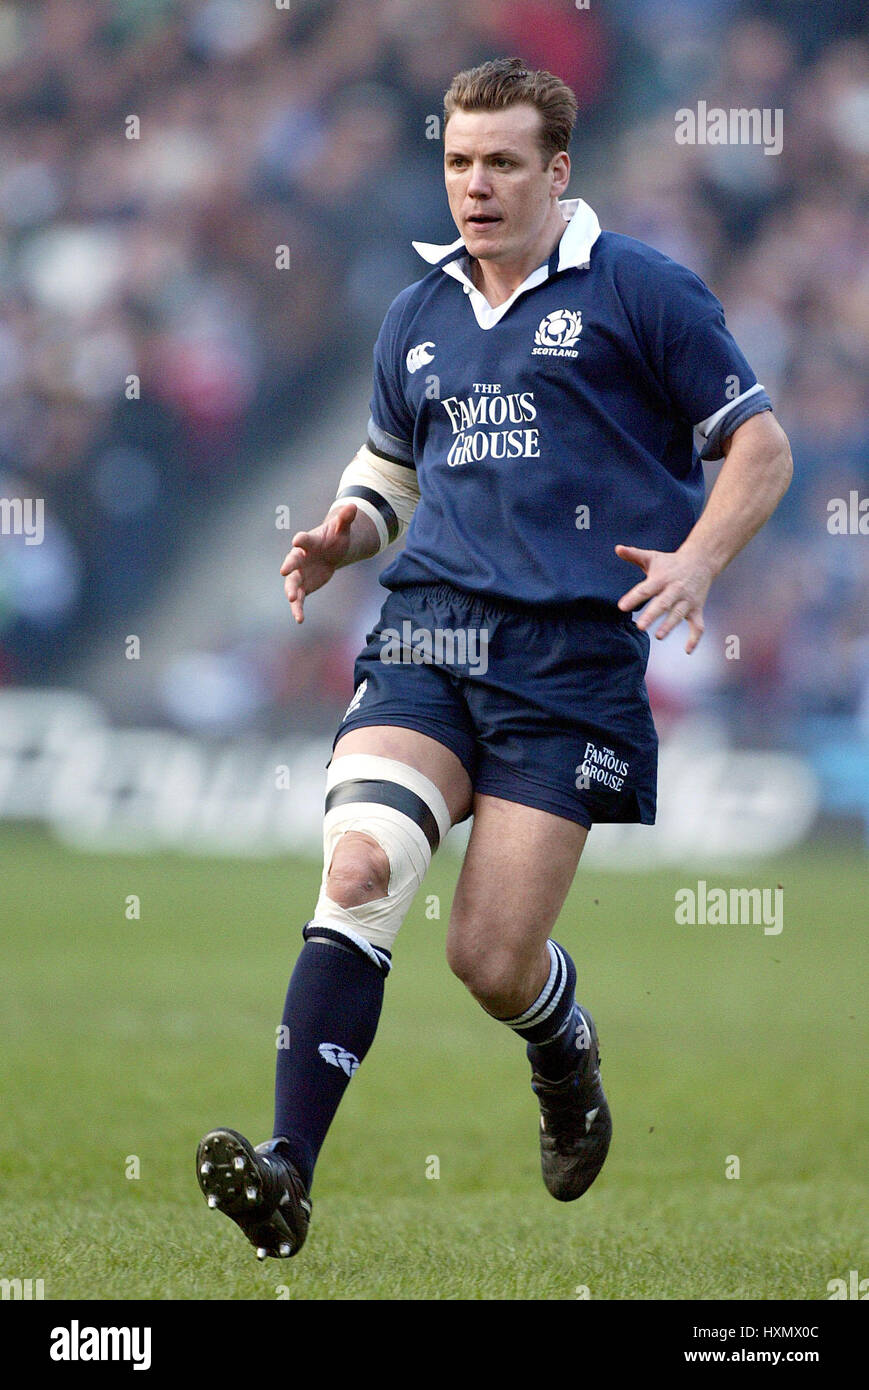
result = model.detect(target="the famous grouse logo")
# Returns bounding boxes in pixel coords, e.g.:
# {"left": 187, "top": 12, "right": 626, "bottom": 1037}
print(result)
{"left": 532, "top": 309, "right": 582, "bottom": 357}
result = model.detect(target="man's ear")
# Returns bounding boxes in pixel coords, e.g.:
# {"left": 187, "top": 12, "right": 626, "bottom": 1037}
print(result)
{"left": 550, "top": 150, "right": 571, "bottom": 197}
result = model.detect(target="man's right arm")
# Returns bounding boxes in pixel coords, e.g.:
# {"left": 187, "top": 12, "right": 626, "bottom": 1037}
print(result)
{"left": 280, "top": 444, "right": 420, "bottom": 623}
{"left": 282, "top": 286, "right": 420, "bottom": 622}
{"left": 329, "top": 443, "right": 421, "bottom": 553}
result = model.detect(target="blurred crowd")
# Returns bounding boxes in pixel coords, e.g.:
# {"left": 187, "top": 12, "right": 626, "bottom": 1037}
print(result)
{"left": 0, "top": 0, "right": 866, "bottom": 750}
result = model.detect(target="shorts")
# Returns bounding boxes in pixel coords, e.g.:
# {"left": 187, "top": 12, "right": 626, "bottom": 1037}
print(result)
{"left": 332, "top": 581, "right": 658, "bottom": 829}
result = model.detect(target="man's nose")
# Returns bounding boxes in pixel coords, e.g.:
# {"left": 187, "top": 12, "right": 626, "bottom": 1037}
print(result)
{"left": 466, "top": 161, "right": 492, "bottom": 197}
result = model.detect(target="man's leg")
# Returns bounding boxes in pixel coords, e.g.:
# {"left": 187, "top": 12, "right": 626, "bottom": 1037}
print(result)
{"left": 446, "top": 793, "right": 611, "bottom": 1200}
{"left": 271, "top": 725, "right": 472, "bottom": 1187}
{"left": 198, "top": 724, "right": 471, "bottom": 1259}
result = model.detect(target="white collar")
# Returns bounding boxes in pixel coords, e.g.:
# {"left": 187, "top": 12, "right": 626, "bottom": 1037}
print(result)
{"left": 411, "top": 198, "right": 601, "bottom": 329}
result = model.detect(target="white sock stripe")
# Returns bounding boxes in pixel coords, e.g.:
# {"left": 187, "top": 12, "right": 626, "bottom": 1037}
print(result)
{"left": 515, "top": 949, "right": 568, "bottom": 1033}
{"left": 503, "top": 941, "right": 567, "bottom": 1029}
{"left": 501, "top": 942, "right": 558, "bottom": 1027}
{"left": 533, "top": 942, "right": 568, "bottom": 1020}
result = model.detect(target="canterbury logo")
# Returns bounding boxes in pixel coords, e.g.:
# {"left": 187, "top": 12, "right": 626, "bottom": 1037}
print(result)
{"left": 318, "top": 1043, "right": 360, "bottom": 1076}
{"left": 343, "top": 679, "right": 367, "bottom": 720}
{"left": 406, "top": 341, "right": 435, "bottom": 373}
{"left": 533, "top": 309, "right": 582, "bottom": 350}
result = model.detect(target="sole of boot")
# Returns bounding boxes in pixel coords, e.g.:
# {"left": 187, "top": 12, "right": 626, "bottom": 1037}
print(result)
{"left": 196, "top": 1127, "right": 308, "bottom": 1258}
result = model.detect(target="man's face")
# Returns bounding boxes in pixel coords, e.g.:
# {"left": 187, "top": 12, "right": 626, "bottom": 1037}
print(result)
{"left": 443, "top": 104, "right": 564, "bottom": 264}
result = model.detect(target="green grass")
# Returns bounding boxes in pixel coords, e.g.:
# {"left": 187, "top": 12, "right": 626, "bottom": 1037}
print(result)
{"left": 0, "top": 827, "right": 866, "bottom": 1300}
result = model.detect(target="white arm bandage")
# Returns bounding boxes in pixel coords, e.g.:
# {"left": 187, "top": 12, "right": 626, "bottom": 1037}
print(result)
{"left": 329, "top": 445, "right": 420, "bottom": 552}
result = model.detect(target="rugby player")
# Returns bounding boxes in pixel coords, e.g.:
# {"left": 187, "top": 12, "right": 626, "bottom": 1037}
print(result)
{"left": 196, "top": 58, "right": 792, "bottom": 1260}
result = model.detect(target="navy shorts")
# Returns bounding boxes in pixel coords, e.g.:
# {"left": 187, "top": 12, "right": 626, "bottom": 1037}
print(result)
{"left": 332, "top": 582, "right": 658, "bottom": 829}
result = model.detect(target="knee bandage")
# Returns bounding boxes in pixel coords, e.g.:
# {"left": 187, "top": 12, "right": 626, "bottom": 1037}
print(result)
{"left": 311, "top": 754, "right": 451, "bottom": 956}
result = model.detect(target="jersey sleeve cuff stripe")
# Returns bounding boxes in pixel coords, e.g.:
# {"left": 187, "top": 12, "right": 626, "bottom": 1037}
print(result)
{"left": 701, "top": 394, "right": 773, "bottom": 461}
{"left": 695, "top": 382, "right": 763, "bottom": 438}
{"left": 694, "top": 383, "right": 772, "bottom": 461}
{"left": 367, "top": 417, "right": 415, "bottom": 468}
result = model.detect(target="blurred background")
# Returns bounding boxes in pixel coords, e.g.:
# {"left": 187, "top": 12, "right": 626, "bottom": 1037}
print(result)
{"left": 0, "top": 0, "right": 866, "bottom": 862}
{"left": 3, "top": 3, "right": 866, "bottom": 1306}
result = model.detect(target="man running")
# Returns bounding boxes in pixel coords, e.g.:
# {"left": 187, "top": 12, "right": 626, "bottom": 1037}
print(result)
{"left": 196, "top": 57, "right": 792, "bottom": 1261}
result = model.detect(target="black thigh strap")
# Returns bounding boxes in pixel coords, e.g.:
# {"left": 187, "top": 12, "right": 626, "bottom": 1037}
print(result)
{"left": 325, "top": 779, "right": 440, "bottom": 853}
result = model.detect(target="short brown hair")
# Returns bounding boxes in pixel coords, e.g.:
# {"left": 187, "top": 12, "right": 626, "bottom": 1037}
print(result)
{"left": 443, "top": 57, "right": 577, "bottom": 167}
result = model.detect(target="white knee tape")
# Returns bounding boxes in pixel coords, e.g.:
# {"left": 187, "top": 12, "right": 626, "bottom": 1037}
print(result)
{"left": 312, "top": 754, "right": 451, "bottom": 952}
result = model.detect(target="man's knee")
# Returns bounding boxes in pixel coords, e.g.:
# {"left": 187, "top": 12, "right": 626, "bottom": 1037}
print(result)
{"left": 326, "top": 832, "right": 390, "bottom": 909}
{"left": 446, "top": 933, "right": 525, "bottom": 1008}
{"left": 312, "top": 753, "right": 451, "bottom": 955}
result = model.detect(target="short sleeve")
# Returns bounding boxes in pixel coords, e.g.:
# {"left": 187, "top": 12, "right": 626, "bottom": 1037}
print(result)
{"left": 367, "top": 294, "right": 417, "bottom": 468}
{"left": 632, "top": 253, "right": 773, "bottom": 462}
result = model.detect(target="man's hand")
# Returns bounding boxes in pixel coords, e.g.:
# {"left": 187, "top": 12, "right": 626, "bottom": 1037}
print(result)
{"left": 280, "top": 503, "right": 360, "bottom": 624}
{"left": 615, "top": 542, "right": 713, "bottom": 653}
{"left": 615, "top": 412, "right": 793, "bottom": 653}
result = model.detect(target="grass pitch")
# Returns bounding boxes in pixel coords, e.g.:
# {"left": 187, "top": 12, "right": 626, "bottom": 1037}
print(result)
{"left": 0, "top": 827, "right": 865, "bottom": 1300}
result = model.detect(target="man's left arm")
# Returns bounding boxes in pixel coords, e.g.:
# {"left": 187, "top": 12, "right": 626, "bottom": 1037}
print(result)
{"left": 616, "top": 410, "right": 793, "bottom": 652}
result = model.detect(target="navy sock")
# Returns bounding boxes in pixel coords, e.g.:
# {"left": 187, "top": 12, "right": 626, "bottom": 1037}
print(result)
{"left": 526, "top": 1000, "right": 589, "bottom": 1080}
{"left": 272, "top": 924, "right": 390, "bottom": 1192}
{"left": 498, "top": 941, "right": 585, "bottom": 1081}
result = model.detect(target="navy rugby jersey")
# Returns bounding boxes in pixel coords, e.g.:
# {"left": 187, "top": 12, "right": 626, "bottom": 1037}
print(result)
{"left": 366, "top": 198, "right": 772, "bottom": 609}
